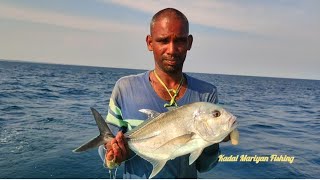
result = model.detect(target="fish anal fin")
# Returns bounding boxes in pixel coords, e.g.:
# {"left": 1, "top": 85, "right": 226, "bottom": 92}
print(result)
{"left": 189, "top": 148, "right": 204, "bottom": 165}
{"left": 148, "top": 159, "right": 167, "bottom": 179}
{"left": 132, "top": 151, "right": 167, "bottom": 179}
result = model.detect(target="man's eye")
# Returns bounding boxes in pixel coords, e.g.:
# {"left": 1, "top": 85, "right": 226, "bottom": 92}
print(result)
{"left": 157, "top": 38, "right": 169, "bottom": 44}
{"left": 176, "top": 38, "right": 187, "bottom": 43}
{"left": 212, "top": 110, "right": 221, "bottom": 118}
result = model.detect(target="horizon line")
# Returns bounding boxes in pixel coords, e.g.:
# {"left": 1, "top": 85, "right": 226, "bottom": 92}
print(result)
{"left": 1, "top": 58, "right": 319, "bottom": 81}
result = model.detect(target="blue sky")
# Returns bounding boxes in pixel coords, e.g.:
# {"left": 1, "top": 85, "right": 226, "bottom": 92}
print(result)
{"left": 0, "top": 0, "right": 319, "bottom": 80}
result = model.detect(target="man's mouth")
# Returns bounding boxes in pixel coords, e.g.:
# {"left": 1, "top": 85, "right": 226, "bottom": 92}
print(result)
{"left": 166, "top": 60, "right": 178, "bottom": 65}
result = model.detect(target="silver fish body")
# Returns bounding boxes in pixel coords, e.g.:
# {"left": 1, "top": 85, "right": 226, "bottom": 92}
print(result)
{"left": 73, "top": 102, "right": 237, "bottom": 178}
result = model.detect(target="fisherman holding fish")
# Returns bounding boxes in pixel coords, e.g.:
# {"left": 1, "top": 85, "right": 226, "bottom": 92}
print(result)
{"left": 96, "top": 8, "right": 238, "bottom": 178}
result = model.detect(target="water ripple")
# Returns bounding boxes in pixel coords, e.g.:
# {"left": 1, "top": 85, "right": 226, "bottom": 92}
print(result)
{"left": 0, "top": 60, "right": 319, "bottom": 178}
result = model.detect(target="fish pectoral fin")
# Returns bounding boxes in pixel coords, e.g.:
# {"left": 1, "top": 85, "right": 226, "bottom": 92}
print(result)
{"left": 129, "top": 130, "right": 161, "bottom": 142}
{"left": 189, "top": 148, "right": 204, "bottom": 165}
{"left": 73, "top": 135, "right": 104, "bottom": 152}
{"left": 148, "top": 159, "right": 167, "bottom": 179}
{"left": 155, "top": 133, "right": 193, "bottom": 152}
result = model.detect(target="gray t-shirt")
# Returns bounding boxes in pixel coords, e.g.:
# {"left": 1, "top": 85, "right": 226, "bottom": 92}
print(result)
{"left": 100, "top": 70, "right": 220, "bottom": 178}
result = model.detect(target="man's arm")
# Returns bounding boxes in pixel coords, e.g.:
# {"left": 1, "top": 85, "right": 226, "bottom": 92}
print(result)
{"left": 195, "top": 143, "right": 220, "bottom": 172}
{"left": 99, "top": 80, "right": 131, "bottom": 168}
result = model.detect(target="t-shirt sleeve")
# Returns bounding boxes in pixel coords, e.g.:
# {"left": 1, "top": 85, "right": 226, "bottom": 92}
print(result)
{"left": 105, "top": 80, "right": 128, "bottom": 135}
{"left": 99, "top": 80, "right": 128, "bottom": 168}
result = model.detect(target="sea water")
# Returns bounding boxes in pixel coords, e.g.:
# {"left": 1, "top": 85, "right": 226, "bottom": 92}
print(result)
{"left": 0, "top": 60, "right": 319, "bottom": 178}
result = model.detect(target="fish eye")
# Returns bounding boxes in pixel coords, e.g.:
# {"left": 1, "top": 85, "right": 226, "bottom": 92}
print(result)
{"left": 212, "top": 110, "right": 221, "bottom": 118}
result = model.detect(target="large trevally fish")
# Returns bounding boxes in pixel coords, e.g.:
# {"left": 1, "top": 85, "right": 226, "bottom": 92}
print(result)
{"left": 73, "top": 102, "right": 238, "bottom": 178}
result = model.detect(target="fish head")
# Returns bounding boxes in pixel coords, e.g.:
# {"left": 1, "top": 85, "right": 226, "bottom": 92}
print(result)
{"left": 193, "top": 103, "right": 237, "bottom": 142}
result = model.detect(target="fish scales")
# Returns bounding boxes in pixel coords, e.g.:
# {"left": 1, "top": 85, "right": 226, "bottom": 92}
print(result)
{"left": 127, "top": 105, "right": 195, "bottom": 142}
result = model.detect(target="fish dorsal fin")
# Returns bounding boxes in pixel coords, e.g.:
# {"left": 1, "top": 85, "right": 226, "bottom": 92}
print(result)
{"left": 125, "top": 111, "right": 165, "bottom": 138}
{"left": 139, "top": 109, "right": 161, "bottom": 119}
{"left": 189, "top": 148, "right": 204, "bottom": 165}
{"left": 166, "top": 106, "right": 177, "bottom": 111}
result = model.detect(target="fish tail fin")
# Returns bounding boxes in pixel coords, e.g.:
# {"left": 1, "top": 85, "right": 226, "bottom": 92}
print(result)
{"left": 73, "top": 135, "right": 104, "bottom": 152}
{"left": 73, "top": 107, "right": 114, "bottom": 153}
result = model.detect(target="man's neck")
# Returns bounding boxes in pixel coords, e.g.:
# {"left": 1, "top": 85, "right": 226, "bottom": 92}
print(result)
{"left": 149, "top": 68, "right": 187, "bottom": 102}
{"left": 153, "top": 68, "right": 183, "bottom": 88}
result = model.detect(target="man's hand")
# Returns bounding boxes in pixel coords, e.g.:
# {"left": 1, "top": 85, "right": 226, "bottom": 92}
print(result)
{"left": 104, "top": 131, "right": 129, "bottom": 168}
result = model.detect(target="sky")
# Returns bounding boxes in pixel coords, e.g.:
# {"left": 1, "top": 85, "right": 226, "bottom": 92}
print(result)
{"left": 0, "top": 0, "right": 319, "bottom": 80}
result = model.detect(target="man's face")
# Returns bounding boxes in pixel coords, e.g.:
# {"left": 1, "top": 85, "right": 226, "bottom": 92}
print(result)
{"left": 146, "top": 17, "right": 193, "bottom": 74}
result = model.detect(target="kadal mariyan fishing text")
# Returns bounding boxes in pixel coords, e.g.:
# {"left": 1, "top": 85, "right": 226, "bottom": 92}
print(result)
{"left": 218, "top": 154, "right": 295, "bottom": 164}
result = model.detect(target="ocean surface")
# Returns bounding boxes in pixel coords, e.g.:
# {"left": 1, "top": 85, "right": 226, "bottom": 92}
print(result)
{"left": 0, "top": 60, "right": 319, "bottom": 178}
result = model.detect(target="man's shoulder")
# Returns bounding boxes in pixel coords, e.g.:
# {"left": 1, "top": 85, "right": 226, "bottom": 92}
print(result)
{"left": 186, "top": 74, "right": 217, "bottom": 93}
{"left": 116, "top": 71, "right": 148, "bottom": 87}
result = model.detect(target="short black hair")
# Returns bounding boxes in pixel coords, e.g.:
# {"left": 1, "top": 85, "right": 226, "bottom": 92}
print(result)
{"left": 150, "top": 8, "right": 189, "bottom": 34}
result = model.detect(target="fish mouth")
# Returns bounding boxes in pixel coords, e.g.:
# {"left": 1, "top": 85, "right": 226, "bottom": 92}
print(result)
{"left": 229, "top": 115, "right": 238, "bottom": 129}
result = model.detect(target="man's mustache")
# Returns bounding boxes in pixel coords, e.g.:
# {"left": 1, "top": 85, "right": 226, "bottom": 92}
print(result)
{"left": 163, "top": 55, "right": 181, "bottom": 61}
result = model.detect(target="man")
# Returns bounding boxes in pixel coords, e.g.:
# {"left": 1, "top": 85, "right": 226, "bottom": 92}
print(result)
{"left": 100, "top": 8, "right": 221, "bottom": 178}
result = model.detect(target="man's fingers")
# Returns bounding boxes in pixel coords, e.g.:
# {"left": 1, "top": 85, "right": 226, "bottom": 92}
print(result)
{"left": 104, "top": 132, "right": 129, "bottom": 165}
{"left": 120, "top": 132, "right": 130, "bottom": 155}
{"left": 106, "top": 150, "right": 114, "bottom": 161}
{"left": 116, "top": 132, "right": 128, "bottom": 159}
{"left": 105, "top": 142, "right": 112, "bottom": 150}
{"left": 111, "top": 138, "right": 117, "bottom": 145}
{"left": 123, "top": 138, "right": 129, "bottom": 157}
{"left": 106, "top": 150, "right": 119, "bottom": 169}
{"left": 112, "top": 143, "right": 123, "bottom": 163}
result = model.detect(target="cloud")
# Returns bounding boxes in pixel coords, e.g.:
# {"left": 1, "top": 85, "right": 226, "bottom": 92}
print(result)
{"left": 1, "top": 1, "right": 319, "bottom": 80}
{"left": 105, "top": 0, "right": 320, "bottom": 39}
{"left": 0, "top": 3, "right": 144, "bottom": 33}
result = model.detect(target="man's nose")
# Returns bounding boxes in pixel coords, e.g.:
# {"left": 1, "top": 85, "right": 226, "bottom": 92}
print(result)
{"left": 167, "top": 41, "right": 177, "bottom": 55}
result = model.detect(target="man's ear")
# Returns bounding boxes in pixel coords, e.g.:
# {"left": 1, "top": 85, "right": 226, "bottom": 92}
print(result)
{"left": 146, "top": 35, "right": 153, "bottom": 51}
{"left": 187, "top": 34, "right": 193, "bottom": 50}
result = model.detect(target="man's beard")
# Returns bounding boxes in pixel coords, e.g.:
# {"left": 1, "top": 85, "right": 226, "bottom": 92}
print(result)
{"left": 159, "top": 60, "right": 184, "bottom": 75}
{"left": 159, "top": 55, "right": 185, "bottom": 74}
{"left": 162, "top": 64, "right": 183, "bottom": 74}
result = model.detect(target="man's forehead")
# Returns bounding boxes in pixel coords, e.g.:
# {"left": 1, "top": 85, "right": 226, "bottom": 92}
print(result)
{"left": 154, "top": 15, "right": 187, "bottom": 26}
{"left": 151, "top": 17, "right": 188, "bottom": 36}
